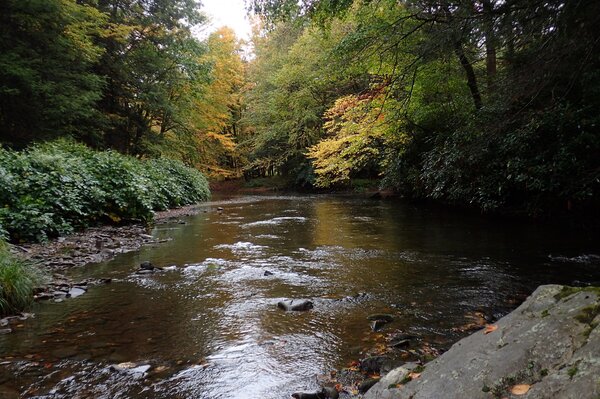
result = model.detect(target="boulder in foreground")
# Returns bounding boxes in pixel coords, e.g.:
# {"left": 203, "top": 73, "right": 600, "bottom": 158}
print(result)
{"left": 365, "top": 285, "right": 600, "bottom": 399}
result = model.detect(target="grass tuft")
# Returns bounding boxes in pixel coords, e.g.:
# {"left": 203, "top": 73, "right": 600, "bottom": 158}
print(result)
{"left": 0, "top": 242, "right": 45, "bottom": 316}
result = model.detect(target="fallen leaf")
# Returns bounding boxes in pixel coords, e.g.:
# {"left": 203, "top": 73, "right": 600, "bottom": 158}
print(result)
{"left": 484, "top": 324, "right": 498, "bottom": 334}
{"left": 510, "top": 384, "right": 530, "bottom": 395}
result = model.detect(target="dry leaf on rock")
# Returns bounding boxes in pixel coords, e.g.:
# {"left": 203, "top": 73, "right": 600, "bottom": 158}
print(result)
{"left": 510, "top": 384, "right": 531, "bottom": 395}
{"left": 483, "top": 324, "right": 498, "bottom": 334}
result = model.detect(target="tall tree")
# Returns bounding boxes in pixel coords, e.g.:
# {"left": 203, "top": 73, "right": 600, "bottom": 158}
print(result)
{"left": 193, "top": 27, "right": 248, "bottom": 178}
{"left": 93, "top": 0, "right": 209, "bottom": 155}
{"left": 0, "top": 0, "right": 106, "bottom": 146}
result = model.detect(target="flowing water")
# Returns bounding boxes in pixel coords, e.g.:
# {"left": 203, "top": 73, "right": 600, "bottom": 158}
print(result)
{"left": 1, "top": 195, "right": 599, "bottom": 398}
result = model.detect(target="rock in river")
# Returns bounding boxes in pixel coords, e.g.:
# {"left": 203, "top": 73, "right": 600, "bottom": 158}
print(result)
{"left": 67, "top": 287, "right": 86, "bottom": 298}
{"left": 368, "top": 313, "right": 394, "bottom": 331}
{"left": 291, "top": 387, "right": 338, "bottom": 399}
{"left": 367, "top": 314, "right": 394, "bottom": 322}
{"left": 360, "top": 356, "right": 396, "bottom": 374}
{"left": 359, "top": 378, "right": 380, "bottom": 394}
{"left": 140, "top": 261, "right": 154, "bottom": 270}
{"left": 277, "top": 299, "right": 314, "bottom": 311}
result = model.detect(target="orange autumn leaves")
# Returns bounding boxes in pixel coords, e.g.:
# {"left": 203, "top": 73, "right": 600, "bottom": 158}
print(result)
{"left": 484, "top": 324, "right": 498, "bottom": 334}
{"left": 510, "top": 384, "right": 531, "bottom": 395}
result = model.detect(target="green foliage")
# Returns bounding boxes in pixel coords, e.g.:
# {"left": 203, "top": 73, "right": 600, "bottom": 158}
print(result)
{"left": 0, "top": 0, "right": 222, "bottom": 167}
{"left": 307, "top": 93, "right": 402, "bottom": 187}
{"left": 249, "top": 0, "right": 600, "bottom": 222}
{"left": 0, "top": 140, "right": 210, "bottom": 242}
{"left": 0, "top": 0, "right": 107, "bottom": 145}
{"left": 244, "top": 19, "right": 369, "bottom": 183}
{"left": 0, "top": 242, "right": 45, "bottom": 317}
{"left": 93, "top": 0, "right": 212, "bottom": 156}
{"left": 143, "top": 158, "right": 211, "bottom": 210}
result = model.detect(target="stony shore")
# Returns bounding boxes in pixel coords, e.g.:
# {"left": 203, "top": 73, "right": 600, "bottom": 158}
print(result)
{"left": 11, "top": 204, "right": 203, "bottom": 271}
{"left": 3, "top": 204, "right": 207, "bottom": 315}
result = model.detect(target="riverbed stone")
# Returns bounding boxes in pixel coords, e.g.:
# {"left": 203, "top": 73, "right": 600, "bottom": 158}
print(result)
{"left": 321, "top": 386, "right": 339, "bottom": 399}
{"left": 360, "top": 356, "right": 396, "bottom": 374}
{"left": 358, "top": 377, "right": 380, "bottom": 393}
{"left": 136, "top": 269, "right": 154, "bottom": 275}
{"left": 68, "top": 287, "right": 86, "bottom": 298}
{"left": 291, "top": 387, "right": 338, "bottom": 399}
{"left": 277, "top": 299, "right": 314, "bottom": 311}
{"left": 370, "top": 319, "right": 388, "bottom": 331}
{"left": 140, "top": 261, "right": 154, "bottom": 270}
{"left": 362, "top": 362, "right": 420, "bottom": 399}
{"left": 367, "top": 314, "right": 394, "bottom": 322}
{"left": 364, "top": 285, "right": 600, "bottom": 399}
{"left": 291, "top": 392, "right": 324, "bottom": 399}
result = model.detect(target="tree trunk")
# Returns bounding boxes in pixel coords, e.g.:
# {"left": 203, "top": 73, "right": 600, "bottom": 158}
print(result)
{"left": 482, "top": 0, "right": 497, "bottom": 94}
{"left": 454, "top": 42, "right": 483, "bottom": 110}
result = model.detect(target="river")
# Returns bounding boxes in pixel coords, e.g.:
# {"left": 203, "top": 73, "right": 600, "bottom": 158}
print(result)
{"left": 0, "top": 195, "right": 598, "bottom": 398}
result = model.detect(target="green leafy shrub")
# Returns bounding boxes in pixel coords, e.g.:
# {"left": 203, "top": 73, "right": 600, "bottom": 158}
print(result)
{"left": 0, "top": 140, "right": 210, "bottom": 242}
{"left": 0, "top": 242, "right": 45, "bottom": 316}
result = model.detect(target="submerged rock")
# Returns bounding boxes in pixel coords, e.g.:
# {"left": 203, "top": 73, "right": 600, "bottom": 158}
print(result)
{"left": 389, "top": 333, "right": 416, "bottom": 348}
{"left": 263, "top": 270, "right": 274, "bottom": 276}
{"left": 111, "top": 362, "right": 151, "bottom": 376}
{"left": 359, "top": 377, "right": 380, "bottom": 393}
{"left": 367, "top": 314, "right": 394, "bottom": 322}
{"left": 364, "top": 285, "right": 600, "bottom": 399}
{"left": 136, "top": 269, "right": 154, "bottom": 275}
{"left": 370, "top": 319, "right": 388, "bottom": 331}
{"left": 360, "top": 356, "right": 396, "bottom": 374}
{"left": 277, "top": 299, "right": 314, "bottom": 311}
{"left": 368, "top": 314, "right": 394, "bottom": 331}
{"left": 321, "top": 386, "right": 339, "bottom": 399}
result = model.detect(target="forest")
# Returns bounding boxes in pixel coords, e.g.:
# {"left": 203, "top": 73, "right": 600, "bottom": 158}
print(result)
{"left": 0, "top": 1, "right": 599, "bottom": 397}
{"left": 1, "top": 0, "right": 599, "bottom": 226}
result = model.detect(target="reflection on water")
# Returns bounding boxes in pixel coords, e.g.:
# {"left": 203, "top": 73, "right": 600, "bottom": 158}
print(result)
{"left": 0, "top": 195, "right": 598, "bottom": 399}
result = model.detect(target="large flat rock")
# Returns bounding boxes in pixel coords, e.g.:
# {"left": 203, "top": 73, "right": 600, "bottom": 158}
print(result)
{"left": 365, "top": 285, "right": 600, "bottom": 399}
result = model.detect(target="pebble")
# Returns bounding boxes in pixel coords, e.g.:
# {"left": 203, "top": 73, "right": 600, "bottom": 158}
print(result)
{"left": 277, "top": 299, "right": 314, "bottom": 311}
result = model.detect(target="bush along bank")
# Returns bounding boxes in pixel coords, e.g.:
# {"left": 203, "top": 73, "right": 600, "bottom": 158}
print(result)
{"left": 0, "top": 140, "right": 210, "bottom": 242}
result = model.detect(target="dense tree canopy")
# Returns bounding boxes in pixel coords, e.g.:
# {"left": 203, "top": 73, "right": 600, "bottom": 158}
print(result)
{"left": 244, "top": 0, "right": 600, "bottom": 222}
{"left": 0, "top": 0, "right": 598, "bottom": 223}
{"left": 0, "top": 0, "right": 107, "bottom": 144}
